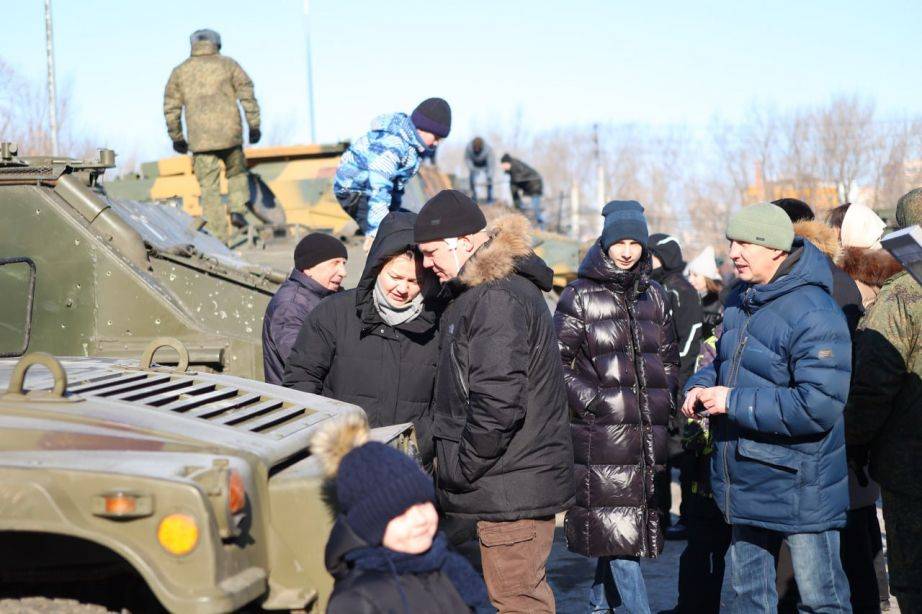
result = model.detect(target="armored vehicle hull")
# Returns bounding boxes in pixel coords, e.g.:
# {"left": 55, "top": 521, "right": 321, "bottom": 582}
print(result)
{"left": 104, "top": 145, "right": 580, "bottom": 291}
{"left": 0, "top": 349, "right": 413, "bottom": 612}
{"left": 0, "top": 145, "right": 281, "bottom": 380}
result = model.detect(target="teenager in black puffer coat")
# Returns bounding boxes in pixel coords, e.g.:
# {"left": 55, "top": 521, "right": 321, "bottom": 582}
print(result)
{"left": 555, "top": 200, "right": 679, "bottom": 613}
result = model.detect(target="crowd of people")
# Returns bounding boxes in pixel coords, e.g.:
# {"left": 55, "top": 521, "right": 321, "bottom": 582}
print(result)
{"left": 259, "top": 177, "right": 921, "bottom": 613}
{"left": 161, "top": 33, "right": 918, "bottom": 612}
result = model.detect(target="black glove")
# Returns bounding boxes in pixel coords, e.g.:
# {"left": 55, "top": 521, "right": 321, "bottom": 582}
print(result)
{"left": 248, "top": 128, "right": 261, "bottom": 144}
{"left": 172, "top": 140, "right": 188, "bottom": 154}
{"left": 846, "top": 444, "right": 871, "bottom": 487}
{"left": 230, "top": 212, "right": 248, "bottom": 229}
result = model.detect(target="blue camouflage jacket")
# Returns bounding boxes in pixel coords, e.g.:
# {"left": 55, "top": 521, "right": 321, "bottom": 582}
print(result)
{"left": 686, "top": 238, "right": 851, "bottom": 533}
{"left": 334, "top": 113, "right": 427, "bottom": 236}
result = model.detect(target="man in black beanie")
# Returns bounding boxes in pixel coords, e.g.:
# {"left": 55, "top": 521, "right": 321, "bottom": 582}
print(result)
{"left": 261, "top": 232, "right": 347, "bottom": 384}
{"left": 414, "top": 190, "right": 575, "bottom": 613}
{"left": 334, "top": 97, "right": 452, "bottom": 249}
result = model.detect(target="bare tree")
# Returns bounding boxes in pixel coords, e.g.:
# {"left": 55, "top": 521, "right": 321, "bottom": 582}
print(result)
{"left": 0, "top": 56, "right": 95, "bottom": 158}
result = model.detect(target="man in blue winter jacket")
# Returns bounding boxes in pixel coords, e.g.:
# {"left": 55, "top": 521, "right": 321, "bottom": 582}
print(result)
{"left": 334, "top": 98, "right": 451, "bottom": 245}
{"left": 682, "top": 202, "right": 853, "bottom": 613}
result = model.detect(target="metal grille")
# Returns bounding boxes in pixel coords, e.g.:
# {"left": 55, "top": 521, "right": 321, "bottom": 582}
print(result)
{"left": 0, "top": 165, "right": 56, "bottom": 181}
{"left": 67, "top": 371, "right": 319, "bottom": 440}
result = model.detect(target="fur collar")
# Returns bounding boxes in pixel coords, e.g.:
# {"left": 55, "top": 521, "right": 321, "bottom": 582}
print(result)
{"left": 793, "top": 220, "right": 840, "bottom": 260}
{"left": 459, "top": 214, "right": 533, "bottom": 287}
{"left": 839, "top": 247, "right": 903, "bottom": 288}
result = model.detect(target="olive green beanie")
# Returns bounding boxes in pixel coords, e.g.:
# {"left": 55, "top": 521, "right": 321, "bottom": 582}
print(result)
{"left": 726, "top": 202, "right": 794, "bottom": 251}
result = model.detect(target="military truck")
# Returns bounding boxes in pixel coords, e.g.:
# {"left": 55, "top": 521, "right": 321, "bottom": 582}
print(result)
{"left": 103, "top": 144, "right": 580, "bottom": 291}
{"left": 0, "top": 343, "right": 414, "bottom": 612}
{"left": 0, "top": 143, "right": 280, "bottom": 380}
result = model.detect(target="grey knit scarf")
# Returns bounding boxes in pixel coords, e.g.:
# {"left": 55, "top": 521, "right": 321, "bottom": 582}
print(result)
{"left": 373, "top": 279, "right": 424, "bottom": 327}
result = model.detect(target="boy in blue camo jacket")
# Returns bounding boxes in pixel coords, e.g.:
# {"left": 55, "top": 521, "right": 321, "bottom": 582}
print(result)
{"left": 334, "top": 98, "right": 451, "bottom": 243}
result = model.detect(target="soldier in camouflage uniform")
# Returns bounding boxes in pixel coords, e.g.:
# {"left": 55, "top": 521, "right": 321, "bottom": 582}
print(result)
{"left": 163, "top": 29, "right": 261, "bottom": 242}
{"left": 845, "top": 188, "right": 922, "bottom": 613}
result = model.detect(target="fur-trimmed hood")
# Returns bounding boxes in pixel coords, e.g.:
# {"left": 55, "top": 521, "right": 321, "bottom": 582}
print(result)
{"left": 458, "top": 214, "right": 553, "bottom": 291}
{"left": 839, "top": 246, "right": 903, "bottom": 289}
{"left": 794, "top": 220, "right": 840, "bottom": 260}
{"left": 310, "top": 412, "right": 369, "bottom": 477}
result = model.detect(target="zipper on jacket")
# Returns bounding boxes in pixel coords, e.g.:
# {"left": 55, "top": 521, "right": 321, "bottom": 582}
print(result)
{"left": 721, "top": 298, "right": 752, "bottom": 523}
{"left": 625, "top": 299, "right": 650, "bottom": 556}
{"left": 449, "top": 342, "right": 469, "bottom": 401}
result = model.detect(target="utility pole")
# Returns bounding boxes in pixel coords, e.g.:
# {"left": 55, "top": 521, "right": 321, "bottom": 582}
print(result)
{"left": 594, "top": 123, "right": 604, "bottom": 207}
{"left": 44, "top": 0, "right": 58, "bottom": 156}
{"left": 302, "top": 0, "right": 317, "bottom": 144}
{"left": 570, "top": 181, "right": 580, "bottom": 239}
{"left": 594, "top": 123, "right": 604, "bottom": 235}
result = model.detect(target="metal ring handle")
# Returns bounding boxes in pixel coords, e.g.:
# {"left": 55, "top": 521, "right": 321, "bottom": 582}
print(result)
{"left": 8, "top": 352, "right": 68, "bottom": 397}
{"left": 140, "top": 337, "right": 190, "bottom": 373}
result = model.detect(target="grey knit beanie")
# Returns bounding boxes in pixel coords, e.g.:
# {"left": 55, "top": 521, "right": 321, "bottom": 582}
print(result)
{"left": 726, "top": 203, "right": 794, "bottom": 251}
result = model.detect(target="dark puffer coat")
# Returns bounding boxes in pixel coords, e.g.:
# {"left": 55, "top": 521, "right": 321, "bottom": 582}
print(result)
{"left": 555, "top": 243, "right": 680, "bottom": 558}
{"left": 502, "top": 155, "right": 543, "bottom": 196}
{"left": 262, "top": 269, "right": 336, "bottom": 385}
{"left": 429, "top": 214, "right": 575, "bottom": 521}
{"left": 686, "top": 239, "right": 852, "bottom": 533}
{"left": 325, "top": 519, "right": 471, "bottom": 614}
{"left": 648, "top": 233, "right": 704, "bottom": 389}
{"left": 282, "top": 212, "right": 439, "bottom": 428}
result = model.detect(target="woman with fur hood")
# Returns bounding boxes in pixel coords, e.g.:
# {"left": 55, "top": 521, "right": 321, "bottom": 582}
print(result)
{"left": 555, "top": 200, "right": 679, "bottom": 614}
{"left": 313, "top": 413, "right": 489, "bottom": 614}
{"left": 838, "top": 203, "right": 902, "bottom": 308}
{"left": 772, "top": 198, "right": 864, "bottom": 335}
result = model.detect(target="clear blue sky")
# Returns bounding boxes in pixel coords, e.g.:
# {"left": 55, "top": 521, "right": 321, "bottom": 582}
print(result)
{"left": 2, "top": 0, "right": 920, "bottom": 164}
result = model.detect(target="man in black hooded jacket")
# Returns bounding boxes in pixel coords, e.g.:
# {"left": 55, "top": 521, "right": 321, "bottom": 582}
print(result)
{"left": 648, "top": 233, "right": 704, "bottom": 539}
{"left": 415, "top": 189, "right": 574, "bottom": 613}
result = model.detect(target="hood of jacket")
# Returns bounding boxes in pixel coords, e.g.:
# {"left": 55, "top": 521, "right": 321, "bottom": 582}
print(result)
{"left": 839, "top": 246, "right": 903, "bottom": 289}
{"left": 745, "top": 238, "right": 833, "bottom": 310}
{"left": 794, "top": 220, "right": 840, "bottom": 260}
{"left": 190, "top": 40, "right": 219, "bottom": 56}
{"left": 578, "top": 241, "right": 653, "bottom": 294}
{"left": 354, "top": 211, "right": 437, "bottom": 332}
{"left": 457, "top": 214, "right": 553, "bottom": 292}
{"left": 325, "top": 516, "right": 369, "bottom": 580}
{"left": 649, "top": 233, "right": 685, "bottom": 273}
{"left": 370, "top": 112, "right": 427, "bottom": 153}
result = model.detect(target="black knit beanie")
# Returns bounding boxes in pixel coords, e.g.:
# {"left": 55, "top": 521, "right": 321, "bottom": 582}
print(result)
{"left": 600, "top": 200, "right": 649, "bottom": 250}
{"left": 772, "top": 198, "right": 815, "bottom": 223}
{"left": 294, "top": 233, "right": 348, "bottom": 271}
{"left": 410, "top": 98, "right": 452, "bottom": 138}
{"left": 338, "top": 441, "right": 435, "bottom": 545}
{"left": 414, "top": 189, "right": 486, "bottom": 243}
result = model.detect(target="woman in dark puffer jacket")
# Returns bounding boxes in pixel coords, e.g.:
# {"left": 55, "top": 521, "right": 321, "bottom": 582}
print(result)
{"left": 554, "top": 201, "right": 680, "bottom": 614}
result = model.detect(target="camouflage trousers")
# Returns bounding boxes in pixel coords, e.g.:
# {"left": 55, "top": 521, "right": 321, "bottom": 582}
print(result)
{"left": 192, "top": 146, "right": 248, "bottom": 241}
{"left": 881, "top": 488, "right": 922, "bottom": 612}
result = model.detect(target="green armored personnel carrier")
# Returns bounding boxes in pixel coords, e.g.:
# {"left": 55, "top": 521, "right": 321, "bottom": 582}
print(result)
{"left": 0, "top": 143, "right": 281, "bottom": 380}
{"left": 104, "top": 144, "right": 580, "bottom": 292}
{"left": 0, "top": 346, "right": 413, "bottom": 612}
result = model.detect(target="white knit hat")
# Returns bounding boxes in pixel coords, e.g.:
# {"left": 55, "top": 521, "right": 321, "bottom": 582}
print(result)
{"left": 841, "top": 204, "right": 887, "bottom": 250}
{"left": 685, "top": 246, "right": 721, "bottom": 281}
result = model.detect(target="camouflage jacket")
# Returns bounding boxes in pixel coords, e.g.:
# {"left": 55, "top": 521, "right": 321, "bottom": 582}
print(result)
{"left": 163, "top": 41, "right": 260, "bottom": 153}
{"left": 845, "top": 271, "right": 922, "bottom": 497}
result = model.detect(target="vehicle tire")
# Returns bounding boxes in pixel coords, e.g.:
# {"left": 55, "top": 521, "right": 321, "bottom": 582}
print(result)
{"left": 0, "top": 597, "right": 118, "bottom": 613}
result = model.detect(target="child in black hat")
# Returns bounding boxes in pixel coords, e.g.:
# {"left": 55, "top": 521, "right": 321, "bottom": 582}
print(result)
{"left": 313, "top": 413, "right": 489, "bottom": 614}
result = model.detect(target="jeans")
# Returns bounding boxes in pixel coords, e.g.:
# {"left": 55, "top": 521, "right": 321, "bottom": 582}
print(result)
{"left": 730, "top": 525, "right": 852, "bottom": 613}
{"left": 589, "top": 556, "right": 651, "bottom": 614}
{"left": 469, "top": 167, "right": 493, "bottom": 203}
